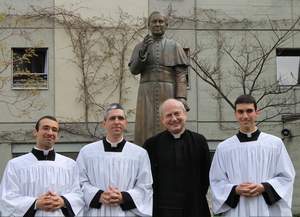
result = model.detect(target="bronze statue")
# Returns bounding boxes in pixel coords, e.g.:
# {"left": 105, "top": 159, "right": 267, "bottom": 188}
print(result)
{"left": 129, "top": 11, "right": 189, "bottom": 145}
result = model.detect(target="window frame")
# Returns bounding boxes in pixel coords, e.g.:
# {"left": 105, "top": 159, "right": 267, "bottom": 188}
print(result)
{"left": 11, "top": 47, "right": 49, "bottom": 90}
{"left": 276, "top": 48, "right": 300, "bottom": 87}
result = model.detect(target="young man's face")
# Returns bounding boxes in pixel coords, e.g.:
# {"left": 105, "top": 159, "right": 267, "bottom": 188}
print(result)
{"left": 103, "top": 109, "right": 127, "bottom": 139}
{"left": 235, "top": 103, "right": 259, "bottom": 133}
{"left": 34, "top": 118, "right": 59, "bottom": 150}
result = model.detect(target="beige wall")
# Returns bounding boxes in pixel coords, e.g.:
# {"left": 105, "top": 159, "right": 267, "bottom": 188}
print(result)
{"left": 55, "top": 0, "right": 148, "bottom": 19}
{"left": 53, "top": 0, "right": 148, "bottom": 122}
{"left": 0, "top": 0, "right": 300, "bottom": 213}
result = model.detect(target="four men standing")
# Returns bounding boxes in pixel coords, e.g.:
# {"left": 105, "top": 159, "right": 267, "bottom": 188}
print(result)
{"left": 0, "top": 10, "right": 296, "bottom": 217}
{"left": 0, "top": 101, "right": 296, "bottom": 216}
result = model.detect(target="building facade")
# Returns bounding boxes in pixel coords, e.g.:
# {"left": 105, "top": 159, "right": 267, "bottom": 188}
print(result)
{"left": 0, "top": 0, "right": 299, "bottom": 214}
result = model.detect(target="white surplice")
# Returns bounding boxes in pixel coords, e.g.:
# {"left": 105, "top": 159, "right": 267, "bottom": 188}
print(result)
{"left": 0, "top": 153, "right": 85, "bottom": 216}
{"left": 76, "top": 140, "right": 153, "bottom": 216}
{"left": 210, "top": 132, "right": 295, "bottom": 217}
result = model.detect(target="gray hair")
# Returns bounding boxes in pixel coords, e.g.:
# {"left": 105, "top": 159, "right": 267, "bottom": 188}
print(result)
{"left": 159, "top": 98, "right": 186, "bottom": 117}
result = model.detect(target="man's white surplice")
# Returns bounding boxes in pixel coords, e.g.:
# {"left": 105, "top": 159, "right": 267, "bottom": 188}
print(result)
{"left": 0, "top": 153, "right": 84, "bottom": 216}
{"left": 210, "top": 132, "right": 295, "bottom": 217}
{"left": 76, "top": 140, "right": 153, "bottom": 216}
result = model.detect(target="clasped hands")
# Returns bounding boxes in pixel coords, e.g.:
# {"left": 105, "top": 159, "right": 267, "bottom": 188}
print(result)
{"left": 36, "top": 191, "right": 65, "bottom": 212}
{"left": 235, "top": 182, "right": 265, "bottom": 197}
{"left": 99, "top": 186, "right": 123, "bottom": 206}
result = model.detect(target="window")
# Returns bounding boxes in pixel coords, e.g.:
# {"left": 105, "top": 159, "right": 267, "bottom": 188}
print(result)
{"left": 276, "top": 48, "right": 300, "bottom": 86}
{"left": 12, "top": 48, "right": 48, "bottom": 89}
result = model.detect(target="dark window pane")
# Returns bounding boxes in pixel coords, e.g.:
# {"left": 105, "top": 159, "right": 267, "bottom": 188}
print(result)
{"left": 12, "top": 47, "right": 48, "bottom": 88}
{"left": 277, "top": 48, "right": 300, "bottom": 56}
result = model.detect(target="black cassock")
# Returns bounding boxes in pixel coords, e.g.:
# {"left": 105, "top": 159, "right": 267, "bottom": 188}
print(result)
{"left": 144, "top": 130, "right": 211, "bottom": 217}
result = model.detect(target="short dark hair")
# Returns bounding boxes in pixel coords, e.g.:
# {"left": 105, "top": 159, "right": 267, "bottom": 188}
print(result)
{"left": 234, "top": 95, "right": 257, "bottom": 111}
{"left": 35, "top": 115, "right": 58, "bottom": 131}
{"left": 104, "top": 103, "right": 125, "bottom": 120}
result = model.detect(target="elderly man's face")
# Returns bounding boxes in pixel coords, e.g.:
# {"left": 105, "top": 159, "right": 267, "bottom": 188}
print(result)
{"left": 161, "top": 100, "right": 187, "bottom": 134}
{"left": 149, "top": 13, "right": 167, "bottom": 37}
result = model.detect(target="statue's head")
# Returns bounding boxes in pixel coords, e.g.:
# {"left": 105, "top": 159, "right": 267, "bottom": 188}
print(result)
{"left": 148, "top": 11, "right": 168, "bottom": 38}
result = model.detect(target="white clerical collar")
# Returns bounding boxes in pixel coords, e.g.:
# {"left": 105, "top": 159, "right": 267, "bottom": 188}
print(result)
{"left": 171, "top": 128, "right": 186, "bottom": 139}
{"left": 106, "top": 137, "right": 124, "bottom": 147}
{"left": 240, "top": 127, "right": 258, "bottom": 138}
{"left": 34, "top": 146, "right": 54, "bottom": 156}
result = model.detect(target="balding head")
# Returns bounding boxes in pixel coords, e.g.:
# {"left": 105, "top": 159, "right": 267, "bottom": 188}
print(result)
{"left": 160, "top": 98, "right": 187, "bottom": 134}
{"left": 159, "top": 98, "right": 186, "bottom": 117}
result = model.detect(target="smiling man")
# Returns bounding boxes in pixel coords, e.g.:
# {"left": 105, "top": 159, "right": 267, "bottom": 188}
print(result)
{"left": 144, "top": 98, "right": 211, "bottom": 217}
{"left": 129, "top": 11, "right": 189, "bottom": 146}
{"left": 0, "top": 116, "right": 84, "bottom": 217}
{"left": 76, "top": 103, "right": 153, "bottom": 216}
{"left": 209, "top": 95, "right": 295, "bottom": 217}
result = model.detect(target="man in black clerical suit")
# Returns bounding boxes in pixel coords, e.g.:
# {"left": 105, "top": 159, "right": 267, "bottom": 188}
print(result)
{"left": 144, "top": 98, "right": 211, "bottom": 217}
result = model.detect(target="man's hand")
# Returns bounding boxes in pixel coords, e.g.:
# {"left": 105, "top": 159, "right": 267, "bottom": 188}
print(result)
{"left": 140, "top": 34, "right": 153, "bottom": 57}
{"left": 99, "top": 186, "right": 123, "bottom": 206}
{"left": 47, "top": 192, "right": 65, "bottom": 209}
{"left": 236, "top": 182, "right": 265, "bottom": 197}
{"left": 99, "top": 191, "right": 112, "bottom": 205}
{"left": 36, "top": 191, "right": 65, "bottom": 212}
{"left": 108, "top": 187, "right": 123, "bottom": 205}
{"left": 36, "top": 193, "right": 53, "bottom": 212}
